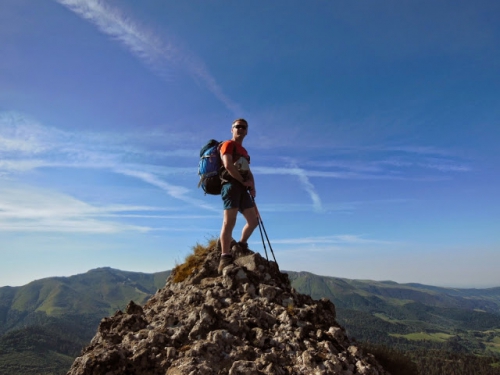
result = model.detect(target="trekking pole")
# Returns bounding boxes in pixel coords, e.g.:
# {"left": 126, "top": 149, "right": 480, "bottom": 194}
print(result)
{"left": 247, "top": 189, "right": 268, "bottom": 261}
{"left": 254, "top": 205, "right": 269, "bottom": 262}
{"left": 249, "top": 193, "right": 280, "bottom": 270}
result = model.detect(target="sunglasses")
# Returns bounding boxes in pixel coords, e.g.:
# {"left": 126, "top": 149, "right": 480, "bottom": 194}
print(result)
{"left": 233, "top": 124, "right": 247, "bottom": 130}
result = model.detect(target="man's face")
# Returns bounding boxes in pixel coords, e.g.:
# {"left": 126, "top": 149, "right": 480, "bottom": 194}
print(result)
{"left": 232, "top": 121, "right": 248, "bottom": 137}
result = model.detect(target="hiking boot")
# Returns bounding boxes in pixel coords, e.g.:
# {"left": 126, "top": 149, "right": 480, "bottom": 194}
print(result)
{"left": 231, "top": 241, "right": 251, "bottom": 257}
{"left": 216, "top": 238, "right": 237, "bottom": 252}
{"left": 218, "top": 254, "right": 233, "bottom": 274}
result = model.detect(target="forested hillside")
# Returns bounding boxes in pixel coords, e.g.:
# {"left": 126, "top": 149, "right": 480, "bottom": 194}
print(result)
{"left": 0, "top": 268, "right": 169, "bottom": 374}
{"left": 287, "top": 271, "right": 500, "bottom": 375}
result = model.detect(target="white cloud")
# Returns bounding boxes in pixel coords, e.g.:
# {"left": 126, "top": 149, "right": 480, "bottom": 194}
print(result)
{"left": 54, "top": 0, "right": 241, "bottom": 114}
{"left": 270, "top": 234, "right": 397, "bottom": 246}
{"left": 0, "top": 218, "right": 145, "bottom": 234}
{"left": 252, "top": 161, "right": 324, "bottom": 212}
{"left": 253, "top": 166, "right": 400, "bottom": 180}
{"left": 116, "top": 169, "right": 218, "bottom": 212}
{"left": 287, "top": 161, "right": 323, "bottom": 213}
{"left": 0, "top": 112, "right": 210, "bottom": 208}
{"left": 0, "top": 159, "right": 48, "bottom": 172}
{"left": 388, "top": 146, "right": 452, "bottom": 156}
{"left": 0, "top": 186, "right": 153, "bottom": 233}
{"left": 260, "top": 143, "right": 472, "bottom": 183}
{"left": 1, "top": 111, "right": 197, "bottom": 161}
{"left": 418, "top": 160, "right": 471, "bottom": 172}
{"left": 0, "top": 113, "right": 59, "bottom": 154}
{"left": 1, "top": 111, "right": 470, "bottom": 217}
{"left": 101, "top": 214, "right": 218, "bottom": 219}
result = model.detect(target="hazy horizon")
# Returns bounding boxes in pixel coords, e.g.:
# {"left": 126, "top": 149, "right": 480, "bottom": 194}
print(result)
{"left": 2, "top": 264, "right": 499, "bottom": 290}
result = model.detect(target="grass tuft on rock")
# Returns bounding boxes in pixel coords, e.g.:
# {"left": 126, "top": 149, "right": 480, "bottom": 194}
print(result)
{"left": 172, "top": 238, "right": 217, "bottom": 283}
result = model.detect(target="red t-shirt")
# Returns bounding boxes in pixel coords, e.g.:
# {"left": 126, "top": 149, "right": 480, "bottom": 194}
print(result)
{"left": 220, "top": 140, "right": 250, "bottom": 163}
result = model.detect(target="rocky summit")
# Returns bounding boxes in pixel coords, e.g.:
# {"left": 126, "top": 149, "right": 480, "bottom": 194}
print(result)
{"left": 67, "top": 241, "right": 389, "bottom": 375}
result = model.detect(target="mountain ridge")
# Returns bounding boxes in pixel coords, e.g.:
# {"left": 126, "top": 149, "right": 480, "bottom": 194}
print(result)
{"left": 286, "top": 271, "right": 500, "bottom": 313}
{"left": 4, "top": 268, "right": 499, "bottom": 296}
{"left": 1, "top": 262, "right": 499, "bottom": 374}
{"left": 2, "top": 267, "right": 500, "bottom": 336}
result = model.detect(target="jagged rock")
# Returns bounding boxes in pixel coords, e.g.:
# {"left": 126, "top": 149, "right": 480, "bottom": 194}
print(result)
{"left": 67, "top": 243, "right": 389, "bottom": 375}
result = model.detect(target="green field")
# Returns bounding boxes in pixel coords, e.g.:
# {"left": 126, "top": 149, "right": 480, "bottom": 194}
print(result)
{"left": 390, "top": 332, "right": 453, "bottom": 342}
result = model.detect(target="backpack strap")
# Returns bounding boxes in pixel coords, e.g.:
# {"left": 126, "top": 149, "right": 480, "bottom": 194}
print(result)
{"left": 219, "top": 140, "right": 246, "bottom": 183}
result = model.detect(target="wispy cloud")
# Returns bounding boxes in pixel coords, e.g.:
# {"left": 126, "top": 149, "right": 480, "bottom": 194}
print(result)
{"left": 0, "top": 112, "right": 219, "bottom": 213}
{"left": 0, "top": 112, "right": 198, "bottom": 159}
{"left": 0, "top": 113, "right": 61, "bottom": 154}
{"left": 308, "top": 159, "right": 471, "bottom": 176}
{"left": 286, "top": 144, "right": 472, "bottom": 181}
{"left": 258, "top": 198, "right": 410, "bottom": 214}
{"left": 250, "top": 155, "right": 325, "bottom": 212}
{"left": 417, "top": 159, "right": 471, "bottom": 172}
{"left": 287, "top": 160, "right": 323, "bottom": 212}
{"left": 0, "top": 186, "right": 153, "bottom": 233}
{"left": 0, "top": 112, "right": 172, "bottom": 162}
{"left": 101, "top": 214, "right": 219, "bottom": 219}
{"left": 0, "top": 111, "right": 471, "bottom": 218}
{"left": 270, "top": 234, "right": 397, "bottom": 246}
{"left": 54, "top": 0, "right": 241, "bottom": 114}
{"left": 254, "top": 166, "right": 414, "bottom": 180}
{"left": 387, "top": 146, "right": 452, "bottom": 156}
{"left": 116, "top": 169, "right": 218, "bottom": 212}
{"left": 253, "top": 234, "right": 401, "bottom": 256}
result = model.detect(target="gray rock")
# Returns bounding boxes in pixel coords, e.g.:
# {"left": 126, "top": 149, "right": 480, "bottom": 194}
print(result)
{"left": 67, "top": 243, "right": 389, "bottom": 375}
{"left": 229, "top": 360, "right": 260, "bottom": 375}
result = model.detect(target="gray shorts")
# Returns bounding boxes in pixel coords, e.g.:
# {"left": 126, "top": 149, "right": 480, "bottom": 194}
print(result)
{"left": 221, "top": 182, "right": 254, "bottom": 213}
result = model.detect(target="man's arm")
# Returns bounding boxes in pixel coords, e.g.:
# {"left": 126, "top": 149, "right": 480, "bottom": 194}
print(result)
{"left": 222, "top": 153, "right": 254, "bottom": 192}
{"left": 222, "top": 153, "right": 245, "bottom": 184}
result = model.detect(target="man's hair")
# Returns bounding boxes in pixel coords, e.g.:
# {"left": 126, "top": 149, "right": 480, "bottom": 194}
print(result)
{"left": 232, "top": 118, "right": 248, "bottom": 127}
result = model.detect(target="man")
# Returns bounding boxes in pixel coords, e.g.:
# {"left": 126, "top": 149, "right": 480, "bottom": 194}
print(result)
{"left": 218, "top": 118, "right": 259, "bottom": 274}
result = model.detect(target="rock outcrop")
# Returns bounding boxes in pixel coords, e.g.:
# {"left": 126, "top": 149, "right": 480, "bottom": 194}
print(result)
{"left": 67, "top": 242, "right": 388, "bottom": 375}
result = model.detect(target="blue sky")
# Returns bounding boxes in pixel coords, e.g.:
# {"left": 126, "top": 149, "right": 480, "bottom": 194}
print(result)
{"left": 1, "top": 0, "right": 499, "bottom": 288}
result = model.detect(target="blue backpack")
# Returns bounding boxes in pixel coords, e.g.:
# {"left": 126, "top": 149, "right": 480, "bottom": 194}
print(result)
{"left": 198, "top": 139, "right": 223, "bottom": 195}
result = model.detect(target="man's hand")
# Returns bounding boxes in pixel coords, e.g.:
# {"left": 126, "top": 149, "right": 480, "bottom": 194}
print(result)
{"left": 249, "top": 188, "right": 256, "bottom": 198}
{"left": 245, "top": 183, "right": 256, "bottom": 197}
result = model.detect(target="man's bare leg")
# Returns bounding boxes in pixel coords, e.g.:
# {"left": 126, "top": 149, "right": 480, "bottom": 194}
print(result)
{"left": 220, "top": 208, "right": 238, "bottom": 255}
{"left": 239, "top": 207, "right": 259, "bottom": 244}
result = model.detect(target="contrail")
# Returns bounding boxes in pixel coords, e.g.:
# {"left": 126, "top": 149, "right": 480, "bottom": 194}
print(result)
{"left": 55, "top": 0, "right": 242, "bottom": 114}
{"left": 292, "top": 166, "right": 324, "bottom": 213}
{"left": 285, "top": 160, "right": 324, "bottom": 213}
{"left": 116, "top": 168, "right": 219, "bottom": 213}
